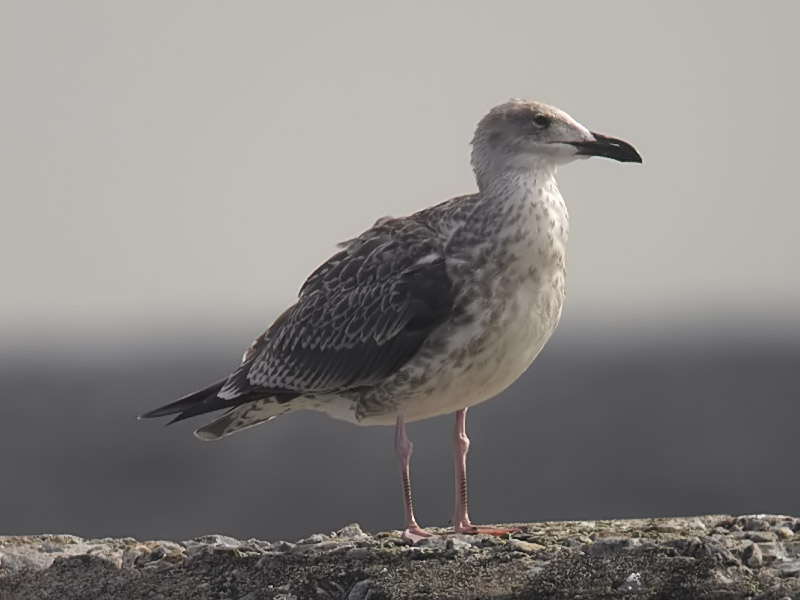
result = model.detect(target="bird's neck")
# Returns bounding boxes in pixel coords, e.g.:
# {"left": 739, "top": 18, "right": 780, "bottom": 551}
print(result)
{"left": 467, "top": 166, "right": 570, "bottom": 277}
{"left": 479, "top": 163, "right": 568, "bottom": 228}
{"left": 472, "top": 145, "right": 557, "bottom": 191}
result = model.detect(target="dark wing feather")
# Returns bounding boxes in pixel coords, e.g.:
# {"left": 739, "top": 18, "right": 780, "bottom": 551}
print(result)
{"left": 219, "top": 218, "right": 454, "bottom": 399}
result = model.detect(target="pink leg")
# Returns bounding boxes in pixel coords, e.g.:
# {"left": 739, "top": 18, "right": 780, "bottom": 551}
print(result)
{"left": 395, "top": 416, "right": 432, "bottom": 542}
{"left": 452, "top": 408, "right": 521, "bottom": 536}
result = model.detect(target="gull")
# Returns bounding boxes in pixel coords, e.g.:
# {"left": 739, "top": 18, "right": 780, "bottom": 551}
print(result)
{"left": 140, "top": 99, "right": 641, "bottom": 541}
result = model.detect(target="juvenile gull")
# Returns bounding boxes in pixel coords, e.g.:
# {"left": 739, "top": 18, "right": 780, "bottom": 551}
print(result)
{"left": 140, "top": 99, "right": 641, "bottom": 541}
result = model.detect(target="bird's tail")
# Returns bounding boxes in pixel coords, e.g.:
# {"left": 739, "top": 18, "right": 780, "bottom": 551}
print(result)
{"left": 139, "top": 379, "right": 297, "bottom": 441}
{"left": 138, "top": 378, "right": 232, "bottom": 424}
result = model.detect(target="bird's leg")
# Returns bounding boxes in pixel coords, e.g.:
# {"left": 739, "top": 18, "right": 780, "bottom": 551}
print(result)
{"left": 452, "top": 408, "right": 521, "bottom": 536}
{"left": 395, "top": 416, "right": 432, "bottom": 542}
{"left": 451, "top": 408, "right": 473, "bottom": 531}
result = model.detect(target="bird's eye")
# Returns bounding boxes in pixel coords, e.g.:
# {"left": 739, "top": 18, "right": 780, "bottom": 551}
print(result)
{"left": 532, "top": 115, "right": 551, "bottom": 128}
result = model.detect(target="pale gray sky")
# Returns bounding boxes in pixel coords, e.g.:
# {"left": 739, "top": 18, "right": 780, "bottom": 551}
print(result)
{"left": 2, "top": 1, "right": 798, "bottom": 341}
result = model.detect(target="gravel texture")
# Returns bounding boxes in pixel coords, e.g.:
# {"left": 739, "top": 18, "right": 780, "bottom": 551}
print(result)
{"left": 2, "top": 515, "right": 800, "bottom": 599}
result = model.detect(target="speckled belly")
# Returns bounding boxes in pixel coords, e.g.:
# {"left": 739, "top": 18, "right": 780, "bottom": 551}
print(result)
{"left": 338, "top": 277, "right": 565, "bottom": 426}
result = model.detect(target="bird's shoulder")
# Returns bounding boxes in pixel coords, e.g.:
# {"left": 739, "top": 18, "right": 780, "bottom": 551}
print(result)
{"left": 298, "top": 213, "right": 449, "bottom": 300}
{"left": 297, "top": 192, "right": 479, "bottom": 301}
{"left": 410, "top": 193, "right": 481, "bottom": 239}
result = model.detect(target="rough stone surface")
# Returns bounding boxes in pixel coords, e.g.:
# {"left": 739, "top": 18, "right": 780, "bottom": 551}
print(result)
{"left": 2, "top": 515, "right": 800, "bottom": 599}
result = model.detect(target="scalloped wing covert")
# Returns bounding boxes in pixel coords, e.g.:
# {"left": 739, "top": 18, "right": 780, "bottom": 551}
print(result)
{"left": 219, "top": 218, "right": 454, "bottom": 399}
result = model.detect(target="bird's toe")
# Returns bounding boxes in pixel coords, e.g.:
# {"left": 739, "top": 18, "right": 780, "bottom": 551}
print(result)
{"left": 401, "top": 525, "right": 434, "bottom": 543}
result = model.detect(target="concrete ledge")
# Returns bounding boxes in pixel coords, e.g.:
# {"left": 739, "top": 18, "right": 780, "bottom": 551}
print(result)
{"left": 2, "top": 515, "right": 799, "bottom": 599}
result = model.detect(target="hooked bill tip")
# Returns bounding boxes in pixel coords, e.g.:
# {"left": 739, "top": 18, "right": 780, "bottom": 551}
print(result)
{"left": 572, "top": 132, "right": 642, "bottom": 163}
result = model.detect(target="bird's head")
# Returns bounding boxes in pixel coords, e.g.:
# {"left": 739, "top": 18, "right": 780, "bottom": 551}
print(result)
{"left": 471, "top": 99, "right": 641, "bottom": 187}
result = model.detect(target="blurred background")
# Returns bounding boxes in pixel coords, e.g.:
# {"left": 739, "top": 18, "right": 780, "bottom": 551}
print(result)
{"left": 1, "top": 1, "right": 798, "bottom": 542}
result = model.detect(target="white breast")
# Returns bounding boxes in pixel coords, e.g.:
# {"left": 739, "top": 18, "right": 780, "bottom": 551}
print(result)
{"left": 398, "top": 183, "right": 569, "bottom": 422}
{"left": 391, "top": 277, "right": 563, "bottom": 423}
{"left": 327, "top": 172, "right": 570, "bottom": 426}
{"left": 478, "top": 277, "right": 564, "bottom": 396}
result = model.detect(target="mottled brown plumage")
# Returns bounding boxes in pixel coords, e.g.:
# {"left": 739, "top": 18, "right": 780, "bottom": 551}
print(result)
{"left": 140, "top": 99, "right": 641, "bottom": 540}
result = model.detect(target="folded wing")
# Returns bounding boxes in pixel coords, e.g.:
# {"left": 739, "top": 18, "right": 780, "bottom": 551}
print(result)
{"left": 218, "top": 218, "right": 455, "bottom": 401}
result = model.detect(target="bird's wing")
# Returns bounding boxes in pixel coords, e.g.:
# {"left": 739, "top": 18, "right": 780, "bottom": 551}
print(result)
{"left": 218, "top": 218, "right": 454, "bottom": 399}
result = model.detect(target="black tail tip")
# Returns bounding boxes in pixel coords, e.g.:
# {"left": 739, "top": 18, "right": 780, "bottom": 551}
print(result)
{"left": 138, "top": 407, "right": 171, "bottom": 420}
{"left": 137, "top": 378, "right": 229, "bottom": 423}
